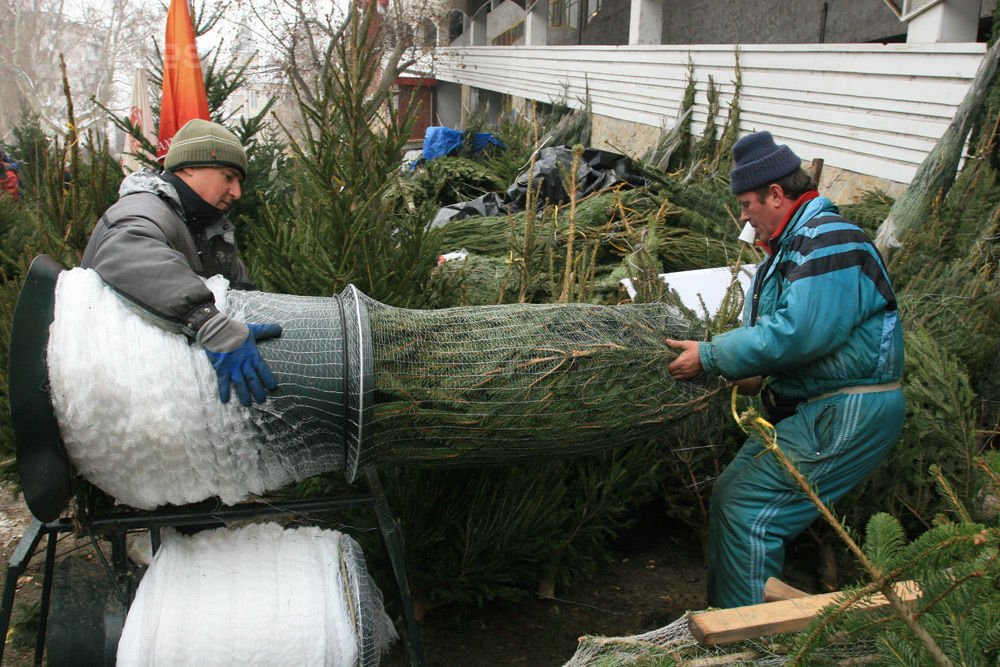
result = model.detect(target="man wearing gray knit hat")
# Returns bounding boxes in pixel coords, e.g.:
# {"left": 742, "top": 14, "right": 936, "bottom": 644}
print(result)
{"left": 164, "top": 118, "right": 248, "bottom": 180}
{"left": 82, "top": 118, "right": 282, "bottom": 408}
{"left": 665, "top": 130, "right": 904, "bottom": 609}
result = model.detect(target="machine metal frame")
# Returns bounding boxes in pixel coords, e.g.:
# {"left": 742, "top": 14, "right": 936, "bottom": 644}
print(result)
{"left": 0, "top": 471, "right": 426, "bottom": 666}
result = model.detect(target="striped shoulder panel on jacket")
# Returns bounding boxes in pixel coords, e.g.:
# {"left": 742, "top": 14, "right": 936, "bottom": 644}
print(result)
{"left": 778, "top": 215, "right": 896, "bottom": 310}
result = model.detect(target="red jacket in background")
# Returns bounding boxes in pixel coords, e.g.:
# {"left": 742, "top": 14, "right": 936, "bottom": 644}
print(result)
{"left": 0, "top": 163, "right": 20, "bottom": 201}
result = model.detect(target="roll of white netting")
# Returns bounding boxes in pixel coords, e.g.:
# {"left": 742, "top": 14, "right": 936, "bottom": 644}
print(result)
{"left": 47, "top": 268, "right": 358, "bottom": 508}
{"left": 47, "top": 268, "right": 279, "bottom": 508}
{"left": 116, "top": 522, "right": 396, "bottom": 666}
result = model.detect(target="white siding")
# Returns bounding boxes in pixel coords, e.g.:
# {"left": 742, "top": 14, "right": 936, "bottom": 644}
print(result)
{"left": 432, "top": 43, "right": 986, "bottom": 184}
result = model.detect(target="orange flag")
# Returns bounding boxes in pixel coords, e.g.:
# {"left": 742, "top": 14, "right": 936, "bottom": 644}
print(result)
{"left": 157, "top": 0, "right": 210, "bottom": 160}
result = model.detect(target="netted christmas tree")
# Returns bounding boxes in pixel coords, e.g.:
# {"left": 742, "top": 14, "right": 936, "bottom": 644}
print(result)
{"left": 363, "top": 296, "right": 723, "bottom": 470}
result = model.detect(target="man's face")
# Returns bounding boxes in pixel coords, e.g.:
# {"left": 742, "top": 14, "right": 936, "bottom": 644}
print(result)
{"left": 176, "top": 166, "right": 243, "bottom": 211}
{"left": 736, "top": 185, "right": 784, "bottom": 242}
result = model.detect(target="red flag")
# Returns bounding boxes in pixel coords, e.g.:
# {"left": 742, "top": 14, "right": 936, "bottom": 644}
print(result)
{"left": 157, "top": 0, "right": 210, "bottom": 160}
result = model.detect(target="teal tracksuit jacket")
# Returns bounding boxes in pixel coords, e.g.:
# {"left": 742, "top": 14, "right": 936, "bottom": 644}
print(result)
{"left": 698, "top": 194, "right": 904, "bottom": 608}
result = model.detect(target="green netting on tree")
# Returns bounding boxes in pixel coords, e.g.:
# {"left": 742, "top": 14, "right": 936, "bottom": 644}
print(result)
{"left": 356, "top": 293, "right": 723, "bottom": 477}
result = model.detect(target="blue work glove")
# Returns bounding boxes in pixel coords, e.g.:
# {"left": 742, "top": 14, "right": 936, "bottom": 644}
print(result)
{"left": 200, "top": 319, "right": 282, "bottom": 407}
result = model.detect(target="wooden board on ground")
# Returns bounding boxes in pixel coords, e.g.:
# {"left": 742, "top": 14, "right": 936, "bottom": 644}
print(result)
{"left": 763, "top": 576, "right": 808, "bottom": 602}
{"left": 689, "top": 580, "right": 921, "bottom": 646}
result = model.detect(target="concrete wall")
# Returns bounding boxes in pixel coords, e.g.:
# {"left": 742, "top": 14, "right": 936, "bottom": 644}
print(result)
{"left": 548, "top": 25, "right": 580, "bottom": 46}
{"left": 658, "top": 0, "right": 906, "bottom": 45}
{"left": 816, "top": 163, "right": 906, "bottom": 205}
{"left": 436, "top": 81, "right": 464, "bottom": 128}
{"left": 585, "top": 110, "right": 906, "bottom": 205}
{"left": 486, "top": 0, "right": 526, "bottom": 42}
{"left": 461, "top": 87, "right": 508, "bottom": 126}
{"left": 453, "top": 0, "right": 995, "bottom": 46}
{"left": 589, "top": 112, "right": 662, "bottom": 157}
{"left": 581, "top": 0, "right": 631, "bottom": 45}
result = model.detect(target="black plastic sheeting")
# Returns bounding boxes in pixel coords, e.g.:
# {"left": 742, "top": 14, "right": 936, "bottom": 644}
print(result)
{"left": 429, "top": 146, "right": 647, "bottom": 229}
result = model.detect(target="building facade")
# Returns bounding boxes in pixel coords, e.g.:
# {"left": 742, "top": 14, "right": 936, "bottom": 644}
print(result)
{"left": 426, "top": 0, "right": 994, "bottom": 200}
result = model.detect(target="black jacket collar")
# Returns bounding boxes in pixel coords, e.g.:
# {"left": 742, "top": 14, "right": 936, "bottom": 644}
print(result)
{"left": 161, "top": 170, "right": 226, "bottom": 227}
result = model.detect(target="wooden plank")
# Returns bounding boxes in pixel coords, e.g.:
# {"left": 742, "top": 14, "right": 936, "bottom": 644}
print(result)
{"left": 688, "top": 581, "right": 921, "bottom": 646}
{"left": 763, "top": 577, "right": 809, "bottom": 602}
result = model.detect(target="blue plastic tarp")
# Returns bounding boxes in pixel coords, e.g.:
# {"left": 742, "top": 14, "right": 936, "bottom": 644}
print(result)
{"left": 422, "top": 126, "right": 505, "bottom": 162}
{"left": 470, "top": 132, "right": 505, "bottom": 153}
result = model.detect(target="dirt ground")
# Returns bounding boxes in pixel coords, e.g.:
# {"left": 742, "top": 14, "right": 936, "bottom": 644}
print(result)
{"left": 382, "top": 523, "right": 709, "bottom": 667}
{"left": 0, "top": 488, "right": 32, "bottom": 569}
{"left": 0, "top": 483, "right": 37, "bottom": 666}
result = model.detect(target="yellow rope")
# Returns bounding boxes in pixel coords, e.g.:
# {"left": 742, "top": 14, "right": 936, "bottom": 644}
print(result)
{"left": 728, "top": 385, "right": 777, "bottom": 458}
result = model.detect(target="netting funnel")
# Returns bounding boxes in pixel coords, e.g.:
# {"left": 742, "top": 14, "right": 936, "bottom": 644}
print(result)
{"left": 20, "top": 257, "right": 723, "bottom": 510}
{"left": 225, "top": 284, "right": 374, "bottom": 486}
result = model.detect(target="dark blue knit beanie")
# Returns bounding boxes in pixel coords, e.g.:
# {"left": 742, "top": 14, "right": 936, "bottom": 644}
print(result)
{"left": 729, "top": 131, "right": 802, "bottom": 194}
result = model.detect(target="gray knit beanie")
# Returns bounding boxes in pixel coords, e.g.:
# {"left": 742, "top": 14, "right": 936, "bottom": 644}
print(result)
{"left": 729, "top": 131, "right": 801, "bottom": 194}
{"left": 164, "top": 119, "right": 247, "bottom": 180}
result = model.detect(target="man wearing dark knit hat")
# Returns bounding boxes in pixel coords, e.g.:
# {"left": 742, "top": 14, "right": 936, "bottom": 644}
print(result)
{"left": 665, "top": 131, "right": 904, "bottom": 608}
{"left": 82, "top": 118, "right": 282, "bottom": 408}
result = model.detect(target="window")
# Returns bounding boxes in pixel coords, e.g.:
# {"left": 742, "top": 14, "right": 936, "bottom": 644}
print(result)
{"left": 492, "top": 20, "right": 525, "bottom": 45}
{"left": 448, "top": 9, "right": 465, "bottom": 43}
{"left": 586, "top": 0, "right": 602, "bottom": 23}
{"left": 550, "top": 0, "right": 579, "bottom": 29}
{"left": 421, "top": 18, "right": 438, "bottom": 46}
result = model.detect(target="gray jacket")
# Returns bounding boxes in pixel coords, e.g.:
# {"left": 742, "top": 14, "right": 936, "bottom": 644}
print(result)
{"left": 81, "top": 170, "right": 252, "bottom": 337}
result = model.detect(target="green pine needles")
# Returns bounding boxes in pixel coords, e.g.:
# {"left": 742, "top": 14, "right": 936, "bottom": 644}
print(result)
{"left": 789, "top": 460, "right": 999, "bottom": 666}
{"left": 363, "top": 296, "right": 726, "bottom": 469}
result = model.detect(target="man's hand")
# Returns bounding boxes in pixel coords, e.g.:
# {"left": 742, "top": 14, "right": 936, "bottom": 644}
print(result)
{"left": 665, "top": 339, "right": 702, "bottom": 380}
{"left": 203, "top": 322, "right": 282, "bottom": 406}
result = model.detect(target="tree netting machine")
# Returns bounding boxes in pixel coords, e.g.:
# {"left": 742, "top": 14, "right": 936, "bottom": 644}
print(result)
{"left": 1, "top": 254, "right": 720, "bottom": 665}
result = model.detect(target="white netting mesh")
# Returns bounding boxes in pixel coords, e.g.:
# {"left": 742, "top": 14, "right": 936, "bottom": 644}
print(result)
{"left": 47, "top": 269, "right": 353, "bottom": 508}
{"left": 117, "top": 522, "right": 396, "bottom": 666}
{"left": 48, "top": 269, "right": 276, "bottom": 507}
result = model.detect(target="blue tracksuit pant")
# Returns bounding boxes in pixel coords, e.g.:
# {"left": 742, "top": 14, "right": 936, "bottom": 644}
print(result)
{"left": 707, "top": 388, "right": 904, "bottom": 608}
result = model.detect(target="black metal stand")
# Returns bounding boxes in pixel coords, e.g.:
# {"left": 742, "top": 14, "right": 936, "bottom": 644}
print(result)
{"left": 0, "top": 478, "right": 425, "bottom": 667}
